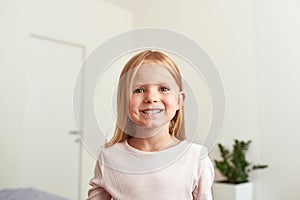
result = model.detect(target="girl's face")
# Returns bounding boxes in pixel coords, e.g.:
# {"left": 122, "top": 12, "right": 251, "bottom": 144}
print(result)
{"left": 128, "top": 64, "right": 184, "bottom": 134}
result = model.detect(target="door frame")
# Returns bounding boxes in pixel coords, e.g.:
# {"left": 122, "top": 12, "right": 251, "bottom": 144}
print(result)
{"left": 26, "top": 33, "right": 86, "bottom": 200}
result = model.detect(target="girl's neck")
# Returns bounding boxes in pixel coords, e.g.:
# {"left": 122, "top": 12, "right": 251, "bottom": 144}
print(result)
{"left": 127, "top": 127, "right": 180, "bottom": 152}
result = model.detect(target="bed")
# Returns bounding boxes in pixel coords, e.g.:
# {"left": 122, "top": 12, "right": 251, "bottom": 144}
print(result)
{"left": 0, "top": 188, "right": 68, "bottom": 200}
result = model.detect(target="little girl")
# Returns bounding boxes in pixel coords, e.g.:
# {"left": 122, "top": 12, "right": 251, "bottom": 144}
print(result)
{"left": 88, "top": 50, "right": 214, "bottom": 200}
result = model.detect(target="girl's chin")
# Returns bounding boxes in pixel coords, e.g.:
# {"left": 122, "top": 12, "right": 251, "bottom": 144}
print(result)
{"left": 134, "top": 120, "right": 166, "bottom": 128}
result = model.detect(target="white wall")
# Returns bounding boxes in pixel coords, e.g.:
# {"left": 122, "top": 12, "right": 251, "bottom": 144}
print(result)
{"left": 0, "top": 0, "right": 133, "bottom": 198}
{"left": 0, "top": 0, "right": 28, "bottom": 187}
{"left": 254, "top": 0, "right": 300, "bottom": 199}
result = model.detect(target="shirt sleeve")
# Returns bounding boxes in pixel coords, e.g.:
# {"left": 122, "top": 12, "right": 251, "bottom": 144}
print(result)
{"left": 192, "top": 156, "right": 215, "bottom": 200}
{"left": 87, "top": 160, "right": 112, "bottom": 200}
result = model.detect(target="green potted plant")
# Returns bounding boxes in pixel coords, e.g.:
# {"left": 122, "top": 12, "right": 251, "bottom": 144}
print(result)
{"left": 212, "top": 140, "right": 268, "bottom": 200}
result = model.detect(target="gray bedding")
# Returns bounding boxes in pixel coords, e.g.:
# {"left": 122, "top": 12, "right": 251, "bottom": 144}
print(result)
{"left": 0, "top": 188, "right": 68, "bottom": 200}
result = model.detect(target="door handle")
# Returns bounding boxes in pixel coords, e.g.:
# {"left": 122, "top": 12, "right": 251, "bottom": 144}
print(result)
{"left": 68, "top": 130, "right": 81, "bottom": 143}
{"left": 69, "top": 130, "right": 79, "bottom": 135}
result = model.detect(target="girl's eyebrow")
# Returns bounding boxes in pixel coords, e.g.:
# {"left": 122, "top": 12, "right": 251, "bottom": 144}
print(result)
{"left": 132, "top": 82, "right": 172, "bottom": 88}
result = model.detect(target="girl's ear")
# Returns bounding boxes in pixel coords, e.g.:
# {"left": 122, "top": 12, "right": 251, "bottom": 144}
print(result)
{"left": 178, "top": 91, "right": 185, "bottom": 108}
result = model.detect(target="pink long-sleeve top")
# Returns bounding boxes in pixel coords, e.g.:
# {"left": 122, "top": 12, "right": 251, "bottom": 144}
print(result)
{"left": 88, "top": 140, "right": 214, "bottom": 200}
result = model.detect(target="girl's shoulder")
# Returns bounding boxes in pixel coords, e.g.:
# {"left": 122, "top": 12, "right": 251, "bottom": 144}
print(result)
{"left": 187, "top": 142, "right": 209, "bottom": 159}
{"left": 177, "top": 142, "right": 213, "bottom": 170}
{"left": 182, "top": 143, "right": 214, "bottom": 176}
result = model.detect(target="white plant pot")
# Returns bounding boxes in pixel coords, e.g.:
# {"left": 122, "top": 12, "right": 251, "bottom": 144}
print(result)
{"left": 212, "top": 182, "right": 253, "bottom": 200}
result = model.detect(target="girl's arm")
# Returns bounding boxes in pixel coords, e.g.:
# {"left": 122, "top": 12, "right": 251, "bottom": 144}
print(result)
{"left": 87, "top": 160, "right": 112, "bottom": 200}
{"left": 192, "top": 156, "right": 215, "bottom": 200}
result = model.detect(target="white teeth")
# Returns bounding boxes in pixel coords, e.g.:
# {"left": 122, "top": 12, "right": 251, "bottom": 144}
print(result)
{"left": 142, "top": 109, "right": 162, "bottom": 114}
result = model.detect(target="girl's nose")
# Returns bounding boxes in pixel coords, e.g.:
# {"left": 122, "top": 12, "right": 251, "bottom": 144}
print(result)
{"left": 144, "top": 90, "right": 159, "bottom": 103}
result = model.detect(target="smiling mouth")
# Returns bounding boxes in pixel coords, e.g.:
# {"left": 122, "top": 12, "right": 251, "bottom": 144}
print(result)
{"left": 141, "top": 109, "right": 163, "bottom": 115}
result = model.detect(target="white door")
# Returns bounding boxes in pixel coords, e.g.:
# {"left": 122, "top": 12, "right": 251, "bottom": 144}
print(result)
{"left": 22, "top": 35, "right": 84, "bottom": 199}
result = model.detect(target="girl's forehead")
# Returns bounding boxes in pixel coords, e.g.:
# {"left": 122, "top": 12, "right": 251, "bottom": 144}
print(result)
{"left": 132, "top": 64, "right": 177, "bottom": 86}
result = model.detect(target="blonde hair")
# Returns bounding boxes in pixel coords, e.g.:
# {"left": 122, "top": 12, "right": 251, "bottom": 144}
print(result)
{"left": 108, "top": 50, "right": 186, "bottom": 145}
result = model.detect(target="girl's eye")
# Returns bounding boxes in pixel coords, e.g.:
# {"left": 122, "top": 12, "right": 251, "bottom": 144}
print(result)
{"left": 159, "top": 87, "right": 170, "bottom": 92}
{"left": 133, "top": 88, "right": 145, "bottom": 93}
